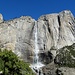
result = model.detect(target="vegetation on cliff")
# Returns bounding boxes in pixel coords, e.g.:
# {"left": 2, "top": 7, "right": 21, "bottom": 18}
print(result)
{"left": 55, "top": 43, "right": 75, "bottom": 68}
{"left": 0, "top": 49, "right": 35, "bottom": 75}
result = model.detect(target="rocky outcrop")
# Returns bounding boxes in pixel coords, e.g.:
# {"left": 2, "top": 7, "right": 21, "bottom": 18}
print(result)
{"left": 0, "top": 16, "right": 35, "bottom": 62}
{"left": 38, "top": 10, "right": 75, "bottom": 65}
{"left": 0, "top": 14, "right": 3, "bottom": 23}
{"left": 39, "top": 51, "right": 53, "bottom": 64}
{"left": 42, "top": 43, "right": 75, "bottom": 75}
{"left": 0, "top": 10, "right": 75, "bottom": 64}
{"left": 42, "top": 62, "right": 56, "bottom": 75}
{"left": 37, "top": 10, "right": 75, "bottom": 52}
{"left": 59, "top": 67, "right": 75, "bottom": 75}
{"left": 55, "top": 43, "right": 75, "bottom": 67}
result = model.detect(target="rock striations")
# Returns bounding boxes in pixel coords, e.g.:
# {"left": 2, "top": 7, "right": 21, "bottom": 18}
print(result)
{"left": 38, "top": 10, "right": 75, "bottom": 51}
{"left": 0, "top": 10, "right": 75, "bottom": 64}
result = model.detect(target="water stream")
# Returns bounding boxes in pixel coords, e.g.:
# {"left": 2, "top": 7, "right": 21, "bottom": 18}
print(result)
{"left": 30, "top": 21, "right": 44, "bottom": 75}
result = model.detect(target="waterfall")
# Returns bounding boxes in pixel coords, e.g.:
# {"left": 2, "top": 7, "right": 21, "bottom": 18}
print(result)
{"left": 33, "top": 21, "right": 39, "bottom": 66}
{"left": 30, "top": 21, "right": 44, "bottom": 75}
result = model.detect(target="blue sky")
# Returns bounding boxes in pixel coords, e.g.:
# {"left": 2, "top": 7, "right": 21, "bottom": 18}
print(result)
{"left": 0, "top": 0, "right": 75, "bottom": 20}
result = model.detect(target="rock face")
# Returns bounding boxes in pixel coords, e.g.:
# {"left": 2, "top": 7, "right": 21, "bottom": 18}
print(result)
{"left": 0, "top": 10, "right": 75, "bottom": 64}
{"left": 38, "top": 10, "right": 75, "bottom": 52}
{"left": 59, "top": 67, "right": 75, "bottom": 75}
{"left": 38, "top": 10, "right": 75, "bottom": 64}
{"left": 0, "top": 16, "right": 36, "bottom": 62}
{"left": 42, "top": 43, "right": 75, "bottom": 75}
{"left": 0, "top": 14, "right": 3, "bottom": 23}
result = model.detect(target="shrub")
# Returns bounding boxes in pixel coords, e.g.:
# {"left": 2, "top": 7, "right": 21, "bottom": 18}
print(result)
{"left": 0, "top": 49, "right": 35, "bottom": 75}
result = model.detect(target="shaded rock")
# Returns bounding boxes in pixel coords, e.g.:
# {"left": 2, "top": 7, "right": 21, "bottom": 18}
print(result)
{"left": 39, "top": 51, "right": 53, "bottom": 64}
{"left": 42, "top": 62, "right": 56, "bottom": 75}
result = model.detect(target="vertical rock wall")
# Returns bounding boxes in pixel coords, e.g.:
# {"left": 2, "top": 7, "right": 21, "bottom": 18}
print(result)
{"left": 0, "top": 10, "right": 75, "bottom": 63}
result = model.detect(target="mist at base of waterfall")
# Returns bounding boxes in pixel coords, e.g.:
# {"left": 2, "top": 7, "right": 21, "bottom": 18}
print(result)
{"left": 30, "top": 62, "right": 44, "bottom": 75}
{"left": 30, "top": 62, "right": 44, "bottom": 69}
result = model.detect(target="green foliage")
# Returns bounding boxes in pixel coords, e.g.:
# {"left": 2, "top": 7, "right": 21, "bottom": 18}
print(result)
{"left": 56, "top": 43, "right": 75, "bottom": 68}
{"left": 0, "top": 49, "right": 35, "bottom": 75}
{"left": 66, "top": 45, "right": 75, "bottom": 57}
{"left": 0, "top": 58, "right": 4, "bottom": 71}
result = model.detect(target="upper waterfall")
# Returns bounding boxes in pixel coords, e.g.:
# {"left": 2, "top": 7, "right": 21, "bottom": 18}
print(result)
{"left": 34, "top": 21, "right": 44, "bottom": 68}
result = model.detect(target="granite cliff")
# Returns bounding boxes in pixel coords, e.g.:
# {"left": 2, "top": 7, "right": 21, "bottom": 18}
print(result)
{"left": 0, "top": 10, "right": 75, "bottom": 62}
{"left": 0, "top": 10, "right": 75, "bottom": 75}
